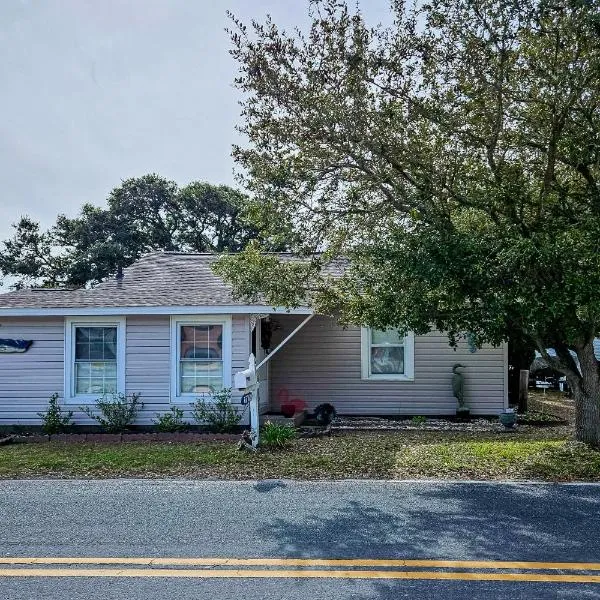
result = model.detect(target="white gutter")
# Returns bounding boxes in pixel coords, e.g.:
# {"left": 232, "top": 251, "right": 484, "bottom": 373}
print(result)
{"left": 0, "top": 305, "right": 314, "bottom": 317}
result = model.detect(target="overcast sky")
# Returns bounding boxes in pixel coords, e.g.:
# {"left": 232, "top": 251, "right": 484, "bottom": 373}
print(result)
{"left": 0, "top": 0, "right": 391, "bottom": 241}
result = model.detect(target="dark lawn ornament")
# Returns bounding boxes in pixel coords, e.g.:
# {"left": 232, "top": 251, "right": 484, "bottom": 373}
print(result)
{"left": 0, "top": 339, "right": 33, "bottom": 353}
{"left": 260, "top": 318, "right": 280, "bottom": 353}
{"left": 314, "top": 403, "right": 337, "bottom": 425}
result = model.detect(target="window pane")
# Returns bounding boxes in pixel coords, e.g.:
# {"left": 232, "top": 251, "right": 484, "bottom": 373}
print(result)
{"left": 371, "top": 346, "right": 405, "bottom": 375}
{"left": 76, "top": 327, "right": 90, "bottom": 343}
{"left": 207, "top": 325, "right": 223, "bottom": 359}
{"left": 75, "top": 361, "right": 117, "bottom": 395}
{"left": 182, "top": 377, "right": 224, "bottom": 394}
{"left": 76, "top": 362, "right": 91, "bottom": 377}
{"left": 88, "top": 328, "right": 104, "bottom": 341}
{"left": 179, "top": 362, "right": 223, "bottom": 394}
{"left": 181, "top": 377, "right": 213, "bottom": 394}
{"left": 180, "top": 325, "right": 222, "bottom": 359}
{"left": 75, "top": 327, "right": 117, "bottom": 360}
{"left": 371, "top": 328, "right": 404, "bottom": 345}
{"left": 180, "top": 361, "right": 222, "bottom": 377}
{"left": 75, "top": 343, "right": 90, "bottom": 360}
{"left": 75, "top": 377, "right": 91, "bottom": 395}
{"left": 89, "top": 342, "right": 105, "bottom": 360}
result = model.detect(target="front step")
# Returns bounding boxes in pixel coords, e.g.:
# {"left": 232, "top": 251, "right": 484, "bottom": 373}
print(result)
{"left": 260, "top": 410, "right": 307, "bottom": 428}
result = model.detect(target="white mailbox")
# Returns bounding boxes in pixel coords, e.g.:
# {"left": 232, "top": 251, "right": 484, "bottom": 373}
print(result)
{"left": 234, "top": 368, "right": 253, "bottom": 390}
{"left": 234, "top": 354, "right": 257, "bottom": 390}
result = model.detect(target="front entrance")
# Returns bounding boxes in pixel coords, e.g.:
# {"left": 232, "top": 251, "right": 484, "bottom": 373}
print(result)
{"left": 251, "top": 317, "right": 270, "bottom": 414}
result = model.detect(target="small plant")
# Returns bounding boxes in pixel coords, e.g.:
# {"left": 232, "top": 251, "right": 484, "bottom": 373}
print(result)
{"left": 192, "top": 388, "right": 242, "bottom": 433}
{"left": 38, "top": 393, "right": 74, "bottom": 435}
{"left": 153, "top": 406, "right": 188, "bottom": 433}
{"left": 261, "top": 421, "right": 297, "bottom": 449}
{"left": 411, "top": 415, "right": 427, "bottom": 425}
{"left": 81, "top": 392, "right": 143, "bottom": 433}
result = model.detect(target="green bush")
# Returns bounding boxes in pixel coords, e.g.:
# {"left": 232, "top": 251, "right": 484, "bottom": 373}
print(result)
{"left": 38, "top": 393, "right": 74, "bottom": 435}
{"left": 191, "top": 388, "right": 242, "bottom": 433}
{"left": 261, "top": 421, "right": 297, "bottom": 449}
{"left": 411, "top": 415, "right": 427, "bottom": 425}
{"left": 153, "top": 406, "right": 188, "bottom": 433}
{"left": 81, "top": 392, "right": 143, "bottom": 433}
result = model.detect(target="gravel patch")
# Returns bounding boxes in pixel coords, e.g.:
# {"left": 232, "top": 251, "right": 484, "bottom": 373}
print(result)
{"left": 332, "top": 416, "right": 506, "bottom": 432}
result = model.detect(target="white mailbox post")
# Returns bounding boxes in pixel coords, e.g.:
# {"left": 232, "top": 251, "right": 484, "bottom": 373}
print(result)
{"left": 235, "top": 354, "right": 259, "bottom": 447}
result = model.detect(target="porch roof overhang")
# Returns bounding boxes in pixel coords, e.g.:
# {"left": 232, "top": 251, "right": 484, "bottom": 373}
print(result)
{"left": 256, "top": 313, "right": 316, "bottom": 370}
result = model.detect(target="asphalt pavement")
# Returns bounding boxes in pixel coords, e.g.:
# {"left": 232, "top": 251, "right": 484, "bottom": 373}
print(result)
{"left": 1, "top": 479, "right": 599, "bottom": 599}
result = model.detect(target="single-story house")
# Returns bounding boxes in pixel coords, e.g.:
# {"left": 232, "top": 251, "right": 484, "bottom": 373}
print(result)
{"left": 0, "top": 252, "right": 508, "bottom": 426}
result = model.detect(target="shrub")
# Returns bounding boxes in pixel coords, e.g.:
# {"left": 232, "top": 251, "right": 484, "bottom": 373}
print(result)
{"left": 191, "top": 388, "right": 242, "bottom": 433}
{"left": 153, "top": 406, "right": 188, "bottom": 433}
{"left": 38, "top": 393, "right": 74, "bottom": 435}
{"left": 411, "top": 415, "right": 427, "bottom": 425}
{"left": 261, "top": 421, "right": 297, "bottom": 449}
{"left": 81, "top": 392, "right": 143, "bottom": 433}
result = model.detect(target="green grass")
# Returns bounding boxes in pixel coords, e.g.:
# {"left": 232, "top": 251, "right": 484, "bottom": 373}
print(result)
{"left": 395, "top": 439, "right": 600, "bottom": 480}
{"left": 1, "top": 429, "right": 599, "bottom": 481}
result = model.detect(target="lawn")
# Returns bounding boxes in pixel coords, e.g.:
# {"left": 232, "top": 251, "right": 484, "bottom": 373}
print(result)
{"left": 1, "top": 428, "right": 600, "bottom": 481}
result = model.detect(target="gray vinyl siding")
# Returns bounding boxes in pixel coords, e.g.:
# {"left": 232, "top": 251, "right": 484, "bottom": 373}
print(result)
{"left": 0, "top": 312, "right": 506, "bottom": 424}
{"left": 0, "top": 314, "right": 251, "bottom": 426}
{"left": 125, "top": 314, "right": 250, "bottom": 425}
{"left": 125, "top": 316, "right": 170, "bottom": 424}
{"left": 0, "top": 317, "right": 65, "bottom": 424}
{"left": 269, "top": 315, "right": 507, "bottom": 416}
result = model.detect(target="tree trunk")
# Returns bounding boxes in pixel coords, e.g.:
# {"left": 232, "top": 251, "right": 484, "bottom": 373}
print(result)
{"left": 571, "top": 341, "right": 600, "bottom": 447}
{"left": 518, "top": 370, "right": 529, "bottom": 413}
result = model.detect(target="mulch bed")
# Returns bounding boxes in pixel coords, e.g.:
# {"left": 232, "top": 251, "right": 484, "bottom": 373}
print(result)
{"left": 7, "top": 432, "right": 240, "bottom": 444}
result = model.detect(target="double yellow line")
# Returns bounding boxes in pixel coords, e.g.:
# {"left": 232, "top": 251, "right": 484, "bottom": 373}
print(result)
{"left": 1, "top": 557, "right": 600, "bottom": 583}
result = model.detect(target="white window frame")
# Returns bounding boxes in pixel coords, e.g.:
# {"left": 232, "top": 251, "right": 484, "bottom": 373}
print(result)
{"left": 170, "top": 315, "right": 232, "bottom": 403}
{"left": 64, "top": 316, "right": 126, "bottom": 404}
{"left": 361, "top": 327, "right": 415, "bottom": 381}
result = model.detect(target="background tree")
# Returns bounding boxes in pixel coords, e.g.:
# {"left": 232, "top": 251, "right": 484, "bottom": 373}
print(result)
{"left": 0, "top": 175, "right": 259, "bottom": 288}
{"left": 216, "top": 0, "right": 600, "bottom": 444}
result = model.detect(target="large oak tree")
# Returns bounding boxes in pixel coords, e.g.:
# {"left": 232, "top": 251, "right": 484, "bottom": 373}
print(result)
{"left": 0, "top": 175, "right": 259, "bottom": 288}
{"left": 216, "top": 0, "right": 600, "bottom": 444}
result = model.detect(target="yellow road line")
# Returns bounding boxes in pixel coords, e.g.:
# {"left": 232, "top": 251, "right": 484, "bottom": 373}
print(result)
{"left": 0, "top": 568, "right": 600, "bottom": 583}
{"left": 1, "top": 557, "right": 600, "bottom": 571}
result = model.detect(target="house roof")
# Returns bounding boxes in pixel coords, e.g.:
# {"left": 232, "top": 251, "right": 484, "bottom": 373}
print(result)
{"left": 0, "top": 252, "right": 344, "bottom": 315}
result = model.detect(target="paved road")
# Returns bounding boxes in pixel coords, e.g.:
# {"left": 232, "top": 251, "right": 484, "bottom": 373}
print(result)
{"left": 0, "top": 479, "right": 599, "bottom": 599}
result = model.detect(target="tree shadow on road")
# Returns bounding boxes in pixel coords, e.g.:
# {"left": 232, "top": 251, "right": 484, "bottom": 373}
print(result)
{"left": 260, "top": 483, "right": 600, "bottom": 600}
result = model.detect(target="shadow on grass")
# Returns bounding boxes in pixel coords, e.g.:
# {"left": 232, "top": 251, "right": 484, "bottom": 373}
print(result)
{"left": 260, "top": 483, "right": 600, "bottom": 599}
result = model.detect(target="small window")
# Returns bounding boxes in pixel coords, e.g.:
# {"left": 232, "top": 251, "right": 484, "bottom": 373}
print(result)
{"left": 171, "top": 317, "right": 232, "bottom": 401}
{"left": 361, "top": 327, "right": 414, "bottom": 380}
{"left": 65, "top": 318, "right": 125, "bottom": 402}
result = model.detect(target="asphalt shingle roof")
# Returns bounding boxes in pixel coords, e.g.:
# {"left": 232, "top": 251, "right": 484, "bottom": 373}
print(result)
{"left": 0, "top": 252, "right": 345, "bottom": 311}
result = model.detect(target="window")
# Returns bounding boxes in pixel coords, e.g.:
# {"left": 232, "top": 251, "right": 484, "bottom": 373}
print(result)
{"left": 64, "top": 318, "right": 126, "bottom": 402}
{"left": 361, "top": 328, "right": 414, "bottom": 380}
{"left": 170, "top": 316, "right": 232, "bottom": 401}
{"left": 74, "top": 327, "right": 117, "bottom": 394}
